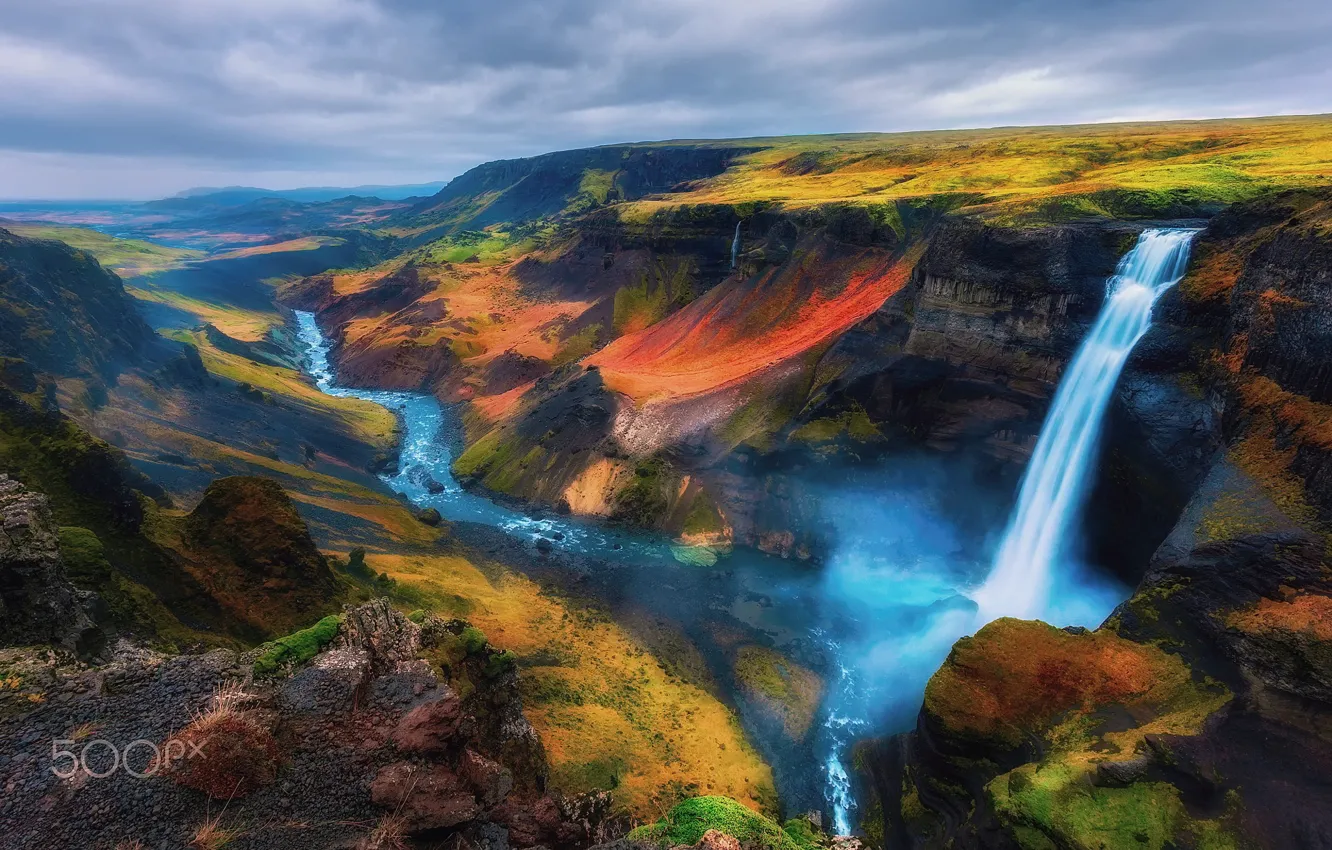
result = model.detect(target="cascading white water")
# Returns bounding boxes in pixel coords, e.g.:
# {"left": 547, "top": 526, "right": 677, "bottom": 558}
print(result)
{"left": 973, "top": 228, "right": 1198, "bottom": 623}
{"left": 731, "top": 221, "right": 741, "bottom": 269}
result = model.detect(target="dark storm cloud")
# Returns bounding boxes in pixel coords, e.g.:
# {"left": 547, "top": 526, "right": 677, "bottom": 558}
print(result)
{"left": 1, "top": 0, "right": 1329, "bottom": 197}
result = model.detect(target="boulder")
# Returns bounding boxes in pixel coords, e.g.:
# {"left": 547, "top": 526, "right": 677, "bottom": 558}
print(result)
{"left": 459, "top": 748, "right": 514, "bottom": 807}
{"left": 392, "top": 688, "right": 465, "bottom": 754}
{"left": 418, "top": 507, "right": 443, "bottom": 526}
{"left": 371, "top": 762, "right": 479, "bottom": 833}
{"left": 280, "top": 648, "right": 370, "bottom": 714}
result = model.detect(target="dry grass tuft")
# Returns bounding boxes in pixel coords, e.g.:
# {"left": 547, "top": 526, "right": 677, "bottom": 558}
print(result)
{"left": 357, "top": 813, "right": 410, "bottom": 850}
{"left": 165, "top": 681, "right": 280, "bottom": 800}
{"left": 190, "top": 814, "right": 240, "bottom": 850}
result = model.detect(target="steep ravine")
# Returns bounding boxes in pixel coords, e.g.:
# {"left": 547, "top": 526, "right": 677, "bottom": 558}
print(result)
{"left": 282, "top": 205, "right": 1265, "bottom": 840}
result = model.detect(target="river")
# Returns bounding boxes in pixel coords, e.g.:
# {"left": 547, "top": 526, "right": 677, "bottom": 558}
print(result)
{"left": 291, "top": 295, "right": 1150, "bottom": 834}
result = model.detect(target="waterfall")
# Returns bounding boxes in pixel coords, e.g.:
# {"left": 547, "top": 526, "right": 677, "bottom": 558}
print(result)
{"left": 731, "top": 221, "right": 741, "bottom": 269}
{"left": 973, "top": 228, "right": 1198, "bottom": 624}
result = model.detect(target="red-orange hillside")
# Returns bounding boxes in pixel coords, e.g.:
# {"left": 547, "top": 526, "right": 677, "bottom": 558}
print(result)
{"left": 588, "top": 242, "right": 922, "bottom": 402}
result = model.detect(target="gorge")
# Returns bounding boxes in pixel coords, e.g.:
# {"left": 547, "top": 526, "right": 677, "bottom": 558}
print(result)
{"left": 293, "top": 225, "right": 1199, "bottom": 838}
{"left": 2, "top": 117, "right": 1331, "bottom": 850}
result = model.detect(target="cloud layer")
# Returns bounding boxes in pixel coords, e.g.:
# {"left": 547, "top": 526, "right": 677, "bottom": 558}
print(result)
{"left": 2, "top": 0, "right": 1330, "bottom": 197}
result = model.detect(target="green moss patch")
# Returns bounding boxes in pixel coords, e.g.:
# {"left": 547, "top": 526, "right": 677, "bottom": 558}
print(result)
{"left": 990, "top": 764, "right": 1242, "bottom": 850}
{"left": 790, "top": 406, "right": 880, "bottom": 445}
{"left": 628, "top": 796, "right": 799, "bottom": 850}
{"left": 253, "top": 614, "right": 343, "bottom": 676}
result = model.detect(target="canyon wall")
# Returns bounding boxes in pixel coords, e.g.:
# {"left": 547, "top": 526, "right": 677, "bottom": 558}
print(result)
{"left": 861, "top": 189, "right": 1332, "bottom": 850}
{"left": 287, "top": 201, "right": 1225, "bottom": 570}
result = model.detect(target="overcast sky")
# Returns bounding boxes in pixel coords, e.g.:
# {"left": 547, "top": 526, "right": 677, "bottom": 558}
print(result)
{"left": 2, "top": 0, "right": 1330, "bottom": 199}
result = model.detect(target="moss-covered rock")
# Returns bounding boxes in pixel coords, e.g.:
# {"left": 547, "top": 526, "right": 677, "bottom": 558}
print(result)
{"left": 923, "top": 618, "right": 1226, "bottom": 753}
{"left": 253, "top": 614, "right": 343, "bottom": 676}
{"left": 628, "top": 796, "right": 799, "bottom": 850}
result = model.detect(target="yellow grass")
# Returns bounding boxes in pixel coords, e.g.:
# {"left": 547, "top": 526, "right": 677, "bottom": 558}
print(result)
{"left": 623, "top": 115, "right": 1332, "bottom": 219}
{"left": 369, "top": 551, "right": 777, "bottom": 816}
{"left": 170, "top": 328, "right": 396, "bottom": 446}
{"left": 207, "top": 235, "right": 340, "bottom": 261}
{"left": 126, "top": 284, "right": 283, "bottom": 341}
{"left": 2, "top": 223, "right": 203, "bottom": 276}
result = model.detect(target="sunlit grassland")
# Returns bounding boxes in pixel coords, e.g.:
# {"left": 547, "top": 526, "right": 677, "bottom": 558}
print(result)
{"left": 621, "top": 115, "right": 1332, "bottom": 222}
{"left": 372, "top": 551, "right": 779, "bottom": 816}
{"left": 1, "top": 223, "right": 203, "bottom": 276}
{"left": 92, "top": 378, "right": 437, "bottom": 549}
{"left": 126, "top": 283, "right": 284, "bottom": 341}
{"left": 164, "top": 328, "right": 397, "bottom": 446}
{"left": 407, "top": 227, "right": 541, "bottom": 265}
{"left": 207, "top": 235, "right": 342, "bottom": 260}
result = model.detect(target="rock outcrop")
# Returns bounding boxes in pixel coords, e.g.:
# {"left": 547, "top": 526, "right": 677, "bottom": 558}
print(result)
{"left": 0, "top": 475, "right": 104, "bottom": 657}
{"left": 182, "top": 475, "right": 341, "bottom": 620}
{"left": 0, "top": 600, "right": 611, "bottom": 849}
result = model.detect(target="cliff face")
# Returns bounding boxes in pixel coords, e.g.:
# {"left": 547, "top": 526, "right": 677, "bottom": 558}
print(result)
{"left": 813, "top": 217, "right": 1132, "bottom": 457}
{"left": 863, "top": 190, "right": 1332, "bottom": 850}
{"left": 290, "top": 199, "right": 1206, "bottom": 564}
{"left": 444, "top": 212, "right": 1161, "bottom": 560}
{"left": 0, "top": 475, "right": 104, "bottom": 657}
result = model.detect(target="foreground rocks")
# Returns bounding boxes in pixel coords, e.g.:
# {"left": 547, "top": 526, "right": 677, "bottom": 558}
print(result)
{"left": 0, "top": 600, "right": 614, "bottom": 849}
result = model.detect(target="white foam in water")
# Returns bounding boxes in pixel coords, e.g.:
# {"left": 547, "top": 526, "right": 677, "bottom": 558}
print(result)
{"left": 297, "top": 226, "right": 1196, "bottom": 836}
{"left": 974, "top": 227, "right": 1198, "bottom": 623}
{"left": 818, "top": 228, "right": 1197, "bottom": 833}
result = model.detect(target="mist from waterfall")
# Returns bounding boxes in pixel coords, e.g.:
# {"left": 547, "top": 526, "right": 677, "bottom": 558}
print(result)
{"left": 816, "top": 228, "right": 1197, "bottom": 834}
{"left": 973, "top": 228, "right": 1197, "bottom": 623}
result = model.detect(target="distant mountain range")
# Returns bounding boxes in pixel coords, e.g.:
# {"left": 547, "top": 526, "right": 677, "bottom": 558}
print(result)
{"left": 155, "top": 182, "right": 450, "bottom": 207}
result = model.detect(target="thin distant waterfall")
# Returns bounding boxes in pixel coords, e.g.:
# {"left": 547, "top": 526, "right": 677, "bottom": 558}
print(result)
{"left": 731, "top": 221, "right": 741, "bottom": 269}
{"left": 973, "top": 228, "right": 1198, "bottom": 623}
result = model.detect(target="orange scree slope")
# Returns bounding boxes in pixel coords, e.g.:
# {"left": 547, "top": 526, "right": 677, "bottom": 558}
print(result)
{"left": 588, "top": 243, "right": 921, "bottom": 402}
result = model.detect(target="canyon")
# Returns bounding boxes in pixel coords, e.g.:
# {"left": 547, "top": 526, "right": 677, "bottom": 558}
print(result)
{"left": 1, "top": 116, "right": 1331, "bottom": 850}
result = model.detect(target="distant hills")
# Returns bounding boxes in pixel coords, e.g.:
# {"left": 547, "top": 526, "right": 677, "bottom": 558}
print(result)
{"left": 156, "top": 181, "right": 450, "bottom": 208}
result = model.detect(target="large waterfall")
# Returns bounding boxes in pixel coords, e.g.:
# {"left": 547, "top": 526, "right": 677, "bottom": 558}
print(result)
{"left": 974, "top": 228, "right": 1198, "bottom": 623}
{"left": 731, "top": 221, "right": 741, "bottom": 269}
